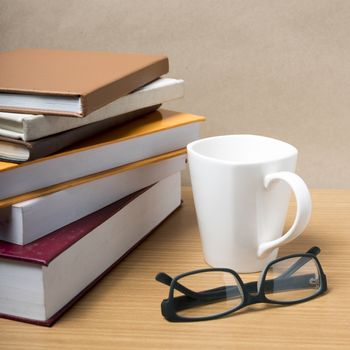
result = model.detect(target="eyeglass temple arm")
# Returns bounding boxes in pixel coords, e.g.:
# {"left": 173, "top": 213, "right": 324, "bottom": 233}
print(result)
{"left": 156, "top": 272, "right": 201, "bottom": 299}
{"left": 156, "top": 247, "right": 319, "bottom": 286}
{"left": 156, "top": 272, "right": 263, "bottom": 301}
{"left": 156, "top": 271, "right": 252, "bottom": 302}
{"left": 206, "top": 247, "right": 321, "bottom": 301}
{"left": 277, "top": 246, "right": 320, "bottom": 279}
{"left": 156, "top": 247, "right": 320, "bottom": 308}
{"left": 171, "top": 274, "right": 316, "bottom": 312}
{"left": 156, "top": 258, "right": 318, "bottom": 302}
{"left": 156, "top": 247, "right": 320, "bottom": 297}
{"left": 157, "top": 272, "right": 316, "bottom": 312}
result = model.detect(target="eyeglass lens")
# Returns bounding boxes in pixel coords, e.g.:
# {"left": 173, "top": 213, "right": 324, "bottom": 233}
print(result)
{"left": 173, "top": 271, "right": 243, "bottom": 318}
{"left": 263, "top": 256, "right": 321, "bottom": 302}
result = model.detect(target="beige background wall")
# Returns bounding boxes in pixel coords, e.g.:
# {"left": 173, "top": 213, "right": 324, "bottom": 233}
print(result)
{"left": 1, "top": 0, "right": 349, "bottom": 187}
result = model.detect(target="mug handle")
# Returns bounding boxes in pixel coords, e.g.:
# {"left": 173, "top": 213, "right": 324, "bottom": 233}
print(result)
{"left": 257, "top": 171, "right": 312, "bottom": 258}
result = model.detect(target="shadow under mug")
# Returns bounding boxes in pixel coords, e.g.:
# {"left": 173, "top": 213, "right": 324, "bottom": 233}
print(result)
{"left": 187, "top": 135, "right": 312, "bottom": 273}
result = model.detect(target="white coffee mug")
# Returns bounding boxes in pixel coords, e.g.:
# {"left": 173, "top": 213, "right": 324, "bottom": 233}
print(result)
{"left": 187, "top": 135, "right": 312, "bottom": 273}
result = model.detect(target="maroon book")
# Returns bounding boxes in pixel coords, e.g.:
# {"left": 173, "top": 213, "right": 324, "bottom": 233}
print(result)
{"left": 0, "top": 177, "right": 180, "bottom": 326}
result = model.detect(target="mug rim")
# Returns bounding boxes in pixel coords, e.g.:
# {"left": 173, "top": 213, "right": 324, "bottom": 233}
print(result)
{"left": 187, "top": 134, "right": 298, "bottom": 166}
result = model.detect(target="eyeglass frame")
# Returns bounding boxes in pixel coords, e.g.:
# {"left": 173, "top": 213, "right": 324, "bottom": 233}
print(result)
{"left": 156, "top": 247, "right": 328, "bottom": 322}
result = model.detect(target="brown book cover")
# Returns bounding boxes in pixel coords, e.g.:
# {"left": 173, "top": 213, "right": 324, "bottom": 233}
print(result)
{"left": 0, "top": 48, "right": 169, "bottom": 117}
{"left": 0, "top": 104, "right": 160, "bottom": 162}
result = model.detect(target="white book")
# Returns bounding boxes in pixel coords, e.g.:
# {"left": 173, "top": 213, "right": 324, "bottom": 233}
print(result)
{"left": 0, "top": 78, "right": 184, "bottom": 141}
{"left": 0, "top": 154, "right": 186, "bottom": 244}
{"left": 0, "top": 173, "right": 181, "bottom": 325}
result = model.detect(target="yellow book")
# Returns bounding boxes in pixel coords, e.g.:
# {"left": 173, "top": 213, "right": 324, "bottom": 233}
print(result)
{"left": 0, "top": 109, "right": 205, "bottom": 204}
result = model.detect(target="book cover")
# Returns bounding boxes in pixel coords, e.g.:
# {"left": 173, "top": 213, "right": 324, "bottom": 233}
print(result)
{"left": 0, "top": 109, "right": 204, "bottom": 202}
{"left": 0, "top": 78, "right": 184, "bottom": 141}
{"left": 0, "top": 48, "right": 169, "bottom": 117}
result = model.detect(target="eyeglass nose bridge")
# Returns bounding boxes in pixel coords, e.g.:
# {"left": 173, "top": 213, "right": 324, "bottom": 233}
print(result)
{"left": 245, "top": 291, "right": 262, "bottom": 305}
{"left": 240, "top": 278, "right": 264, "bottom": 305}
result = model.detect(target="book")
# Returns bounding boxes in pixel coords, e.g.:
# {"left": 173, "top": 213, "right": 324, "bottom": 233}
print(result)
{"left": 0, "top": 109, "right": 204, "bottom": 201}
{"left": 0, "top": 48, "right": 169, "bottom": 117}
{"left": 0, "top": 152, "right": 186, "bottom": 244}
{"left": 0, "top": 105, "right": 160, "bottom": 162}
{"left": 0, "top": 172, "right": 181, "bottom": 326}
{"left": 0, "top": 77, "right": 184, "bottom": 141}
{"left": 0, "top": 109, "right": 205, "bottom": 205}
{"left": 0, "top": 149, "right": 186, "bottom": 209}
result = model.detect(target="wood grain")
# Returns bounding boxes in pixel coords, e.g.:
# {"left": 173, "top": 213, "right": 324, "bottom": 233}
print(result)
{"left": 0, "top": 188, "right": 348, "bottom": 350}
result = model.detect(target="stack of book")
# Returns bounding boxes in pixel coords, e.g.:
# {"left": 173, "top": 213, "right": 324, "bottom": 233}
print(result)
{"left": 0, "top": 48, "right": 204, "bottom": 326}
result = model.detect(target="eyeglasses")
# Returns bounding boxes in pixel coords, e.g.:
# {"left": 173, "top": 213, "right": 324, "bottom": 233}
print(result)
{"left": 156, "top": 247, "right": 327, "bottom": 322}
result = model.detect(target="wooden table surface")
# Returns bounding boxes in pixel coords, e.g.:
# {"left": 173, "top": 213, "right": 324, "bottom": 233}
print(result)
{"left": 0, "top": 188, "right": 349, "bottom": 349}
